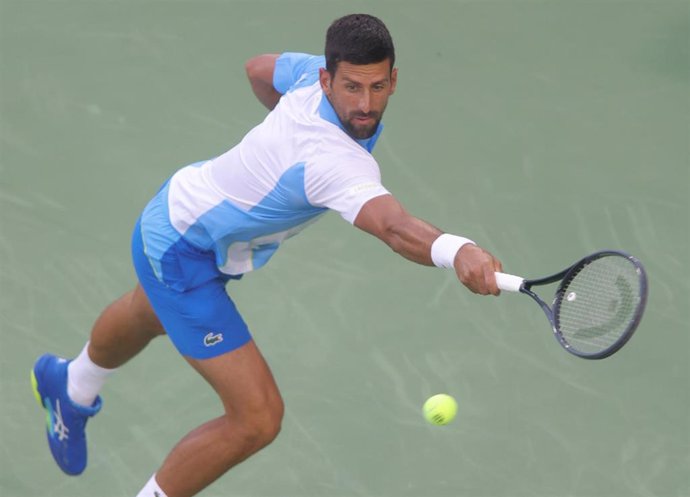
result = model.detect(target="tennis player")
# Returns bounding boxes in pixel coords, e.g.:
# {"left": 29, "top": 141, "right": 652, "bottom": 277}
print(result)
{"left": 31, "top": 14, "right": 503, "bottom": 497}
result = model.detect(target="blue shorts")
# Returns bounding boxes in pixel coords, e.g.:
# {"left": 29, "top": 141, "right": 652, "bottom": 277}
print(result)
{"left": 131, "top": 217, "right": 252, "bottom": 359}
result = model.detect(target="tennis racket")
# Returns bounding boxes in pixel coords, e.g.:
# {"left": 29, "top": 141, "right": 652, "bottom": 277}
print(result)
{"left": 495, "top": 250, "right": 648, "bottom": 359}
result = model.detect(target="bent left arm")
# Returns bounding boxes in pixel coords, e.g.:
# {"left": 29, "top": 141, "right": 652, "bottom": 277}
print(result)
{"left": 245, "top": 54, "right": 282, "bottom": 110}
{"left": 354, "top": 194, "right": 503, "bottom": 295}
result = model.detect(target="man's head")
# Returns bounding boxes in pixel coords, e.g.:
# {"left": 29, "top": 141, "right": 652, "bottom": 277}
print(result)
{"left": 319, "top": 14, "right": 397, "bottom": 140}
{"left": 324, "top": 14, "right": 395, "bottom": 75}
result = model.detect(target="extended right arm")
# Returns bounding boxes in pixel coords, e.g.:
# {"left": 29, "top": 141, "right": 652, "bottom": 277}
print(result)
{"left": 354, "top": 194, "right": 503, "bottom": 296}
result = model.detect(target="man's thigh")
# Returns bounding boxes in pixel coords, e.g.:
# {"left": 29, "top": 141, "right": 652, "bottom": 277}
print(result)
{"left": 185, "top": 340, "right": 283, "bottom": 418}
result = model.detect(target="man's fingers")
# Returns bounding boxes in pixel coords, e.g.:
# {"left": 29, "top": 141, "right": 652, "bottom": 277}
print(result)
{"left": 470, "top": 252, "right": 500, "bottom": 296}
{"left": 490, "top": 257, "right": 503, "bottom": 296}
{"left": 483, "top": 265, "right": 500, "bottom": 296}
{"left": 455, "top": 245, "right": 504, "bottom": 296}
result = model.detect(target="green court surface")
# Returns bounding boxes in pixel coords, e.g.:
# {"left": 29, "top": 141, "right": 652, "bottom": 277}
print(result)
{"left": 1, "top": 1, "right": 688, "bottom": 496}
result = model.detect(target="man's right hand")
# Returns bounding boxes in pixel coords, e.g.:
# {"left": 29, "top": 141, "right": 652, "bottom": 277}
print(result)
{"left": 453, "top": 244, "right": 503, "bottom": 296}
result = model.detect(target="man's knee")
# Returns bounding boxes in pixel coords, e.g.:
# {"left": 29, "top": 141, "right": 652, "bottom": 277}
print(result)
{"left": 231, "top": 393, "right": 284, "bottom": 449}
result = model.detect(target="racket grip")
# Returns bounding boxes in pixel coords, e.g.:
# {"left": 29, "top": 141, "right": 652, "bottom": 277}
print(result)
{"left": 495, "top": 272, "right": 524, "bottom": 293}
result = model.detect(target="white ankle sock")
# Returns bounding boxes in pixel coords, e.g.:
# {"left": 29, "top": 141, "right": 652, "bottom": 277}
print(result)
{"left": 66, "top": 342, "right": 116, "bottom": 407}
{"left": 136, "top": 474, "right": 169, "bottom": 497}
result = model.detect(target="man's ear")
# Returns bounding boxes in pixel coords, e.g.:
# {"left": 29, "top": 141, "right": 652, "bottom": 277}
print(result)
{"left": 390, "top": 67, "right": 398, "bottom": 95}
{"left": 319, "top": 67, "right": 332, "bottom": 96}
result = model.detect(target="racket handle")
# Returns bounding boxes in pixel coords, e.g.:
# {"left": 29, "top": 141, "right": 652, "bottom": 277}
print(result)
{"left": 495, "top": 272, "right": 524, "bottom": 292}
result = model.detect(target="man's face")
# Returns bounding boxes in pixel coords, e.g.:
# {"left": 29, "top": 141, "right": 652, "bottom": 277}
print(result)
{"left": 319, "top": 59, "right": 397, "bottom": 139}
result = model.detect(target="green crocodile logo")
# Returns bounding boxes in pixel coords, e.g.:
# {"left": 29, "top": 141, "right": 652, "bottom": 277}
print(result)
{"left": 204, "top": 332, "right": 224, "bottom": 347}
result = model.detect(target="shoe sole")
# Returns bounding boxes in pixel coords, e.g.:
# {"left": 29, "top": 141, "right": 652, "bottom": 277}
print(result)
{"left": 31, "top": 368, "right": 52, "bottom": 433}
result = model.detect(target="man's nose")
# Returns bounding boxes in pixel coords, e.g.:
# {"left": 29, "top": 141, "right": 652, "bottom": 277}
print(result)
{"left": 358, "top": 90, "right": 371, "bottom": 113}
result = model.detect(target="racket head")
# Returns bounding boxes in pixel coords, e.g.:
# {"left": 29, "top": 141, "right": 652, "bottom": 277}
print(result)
{"left": 551, "top": 250, "right": 648, "bottom": 359}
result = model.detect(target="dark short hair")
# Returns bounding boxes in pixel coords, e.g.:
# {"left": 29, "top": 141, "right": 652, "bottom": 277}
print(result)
{"left": 325, "top": 14, "right": 395, "bottom": 74}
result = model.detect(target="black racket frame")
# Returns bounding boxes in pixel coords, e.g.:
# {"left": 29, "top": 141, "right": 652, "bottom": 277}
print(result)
{"left": 517, "top": 250, "right": 648, "bottom": 359}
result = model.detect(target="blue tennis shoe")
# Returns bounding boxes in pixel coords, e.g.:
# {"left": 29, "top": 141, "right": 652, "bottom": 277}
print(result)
{"left": 31, "top": 353, "right": 102, "bottom": 475}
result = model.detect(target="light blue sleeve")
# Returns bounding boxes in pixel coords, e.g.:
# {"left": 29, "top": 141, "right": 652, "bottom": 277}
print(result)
{"left": 273, "top": 52, "right": 325, "bottom": 94}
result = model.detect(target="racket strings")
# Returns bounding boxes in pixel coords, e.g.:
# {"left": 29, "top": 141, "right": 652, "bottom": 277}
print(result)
{"left": 555, "top": 256, "right": 642, "bottom": 355}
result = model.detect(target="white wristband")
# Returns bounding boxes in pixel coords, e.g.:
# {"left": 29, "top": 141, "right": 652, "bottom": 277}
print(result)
{"left": 430, "top": 234, "right": 476, "bottom": 269}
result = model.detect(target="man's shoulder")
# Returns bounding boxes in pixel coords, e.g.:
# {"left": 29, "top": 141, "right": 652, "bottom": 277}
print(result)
{"left": 274, "top": 53, "right": 325, "bottom": 94}
{"left": 307, "top": 134, "right": 380, "bottom": 179}
{"left": 279, "top": 80, "right": 321, "bottom": 109}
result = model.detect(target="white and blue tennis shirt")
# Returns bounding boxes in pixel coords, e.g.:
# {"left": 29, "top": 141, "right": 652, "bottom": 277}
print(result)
{"left": 140, "top": 52, "right": 390, "bottom": 290}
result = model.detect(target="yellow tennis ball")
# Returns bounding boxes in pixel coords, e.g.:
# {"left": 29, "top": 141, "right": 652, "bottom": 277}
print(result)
{"left": 423, "top": 394, "right": 458, "bottom": 426}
